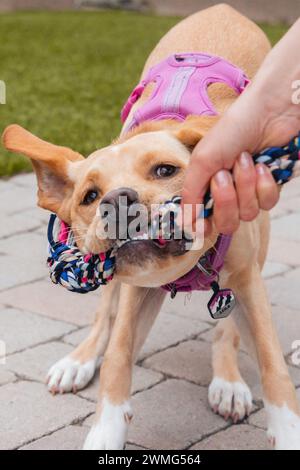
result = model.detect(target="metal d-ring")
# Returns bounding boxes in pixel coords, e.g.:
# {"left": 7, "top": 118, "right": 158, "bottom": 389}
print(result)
{"left": 196, "top": 257, "right": 220, "bottom": 283}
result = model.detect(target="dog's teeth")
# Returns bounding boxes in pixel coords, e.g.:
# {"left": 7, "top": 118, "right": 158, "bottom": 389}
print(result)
{"left": 116, "top": 231, "right": 152, "bottom": 248}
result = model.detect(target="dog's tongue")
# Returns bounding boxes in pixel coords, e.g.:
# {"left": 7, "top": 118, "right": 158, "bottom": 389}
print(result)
{"left": 157, "top": 237, "right": 167, "bottom": 246}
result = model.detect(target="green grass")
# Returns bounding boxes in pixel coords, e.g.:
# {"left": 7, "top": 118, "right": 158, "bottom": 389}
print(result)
{"left": 0, "top": 11, "right": 288, "bottom": 177}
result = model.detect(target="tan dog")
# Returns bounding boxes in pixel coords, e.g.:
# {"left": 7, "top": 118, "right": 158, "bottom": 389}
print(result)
{"left": 3, "top": 4, "right": 300, "bottom": 450}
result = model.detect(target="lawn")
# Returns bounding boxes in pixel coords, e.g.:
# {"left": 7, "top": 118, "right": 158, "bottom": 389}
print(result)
{"left": 0, "top": 10, "right": 288, "bottom": 177}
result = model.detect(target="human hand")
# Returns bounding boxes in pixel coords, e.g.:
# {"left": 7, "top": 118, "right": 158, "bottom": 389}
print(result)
{"left": 182, "top": 18, "right": 300, "bottom": 234}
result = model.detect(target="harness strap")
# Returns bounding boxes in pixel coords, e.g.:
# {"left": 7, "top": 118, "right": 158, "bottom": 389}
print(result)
{"left": 121, "top": 53, "right": 249, "bottom": 132}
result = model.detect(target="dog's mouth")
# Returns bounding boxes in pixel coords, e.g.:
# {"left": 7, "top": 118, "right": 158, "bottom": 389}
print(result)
{"left": 116, "top": 232, "right": 167, "bottom": 249}
{"left": 96, "top": 195, "right": 193, "bottom": 265}
{"left": 117, "top": 236, "right": 186, "bottom": 254}
{"left": 115, "top": 237, "right": 187, "bottom": 269}
{"left": 113, "top": 219, "right": 189, "bottom": 269}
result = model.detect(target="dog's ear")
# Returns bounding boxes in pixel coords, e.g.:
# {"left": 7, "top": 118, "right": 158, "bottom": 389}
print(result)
{"left": 172, "top": 115, "right": 219, "bottom": 150}
{"left": 2, "top": 124, "right": 84, "bottom": 221}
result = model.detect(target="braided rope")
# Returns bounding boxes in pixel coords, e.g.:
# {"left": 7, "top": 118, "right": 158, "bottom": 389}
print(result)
{"left": 47, "top": 134, "right": 300, "bottom": 293}
{"left": 47, "top": 215, "right": 116, "bottom": 293}
{"left": 202, "top": 134, "right": 300, "bottom": 217}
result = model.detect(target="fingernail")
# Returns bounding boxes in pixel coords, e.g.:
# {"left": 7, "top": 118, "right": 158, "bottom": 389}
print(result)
{"left": 256, "top": 163, "right": 267, "bottom": 176}
{"left": 239, "top": 151, "right": 251, "bottom": 168}
{"left": 214, "top": 170, "right": 230, "bottom": 187}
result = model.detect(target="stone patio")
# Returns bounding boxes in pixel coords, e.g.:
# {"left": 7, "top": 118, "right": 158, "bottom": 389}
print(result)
{"left": 0, "top": 172, "right": 300, "bottom": 450}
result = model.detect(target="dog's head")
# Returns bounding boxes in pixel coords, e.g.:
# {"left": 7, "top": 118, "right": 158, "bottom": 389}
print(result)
{"left": 2, "top": 116, "right": 218, "bottom": 287}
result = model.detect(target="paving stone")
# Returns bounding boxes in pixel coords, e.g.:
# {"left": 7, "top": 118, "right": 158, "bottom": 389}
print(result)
{"left": 20, "top": 425, "right": 88, "bottom": 450}
{"left": 270, "top": 204, "right": 289, "bottom": 220}
{"left": 197, "top": 327, "right": 215, "bottom": 343}
{"left": 0, "top": 307, "right": 75, "bottom": 355}
{"left": 126, "top": 443, "right": 147, "bottom": 450}
{"left": 0, "top": 232, "right": 47, "bottom": 260}
{"left": 9, "top": 173, "right": 36, "bottom": 188}
{"left": 262, "top": 261, "right": 290, "bottom": 279}
{"left": 0, "top": 177, "right": 11, "bottom": 189}
{"left": 63, "top": 326, "right": 91, "bottom": 346}
{"left": 200, "top": 305, "right": 300, "bottom": 357}
{"left": 35, "top": 226, "right": 49, "bottom": 236}
{"left": 0, "top": 369, "right": 16, "bottom": 386}
{"left": 280, "top": 178, "right": 300, "bottom": 199}
{"left": 190, "top": 424, "right": 269, "bottom": 450}
{"left": 0, "top": 213, "right": 40, "bottom": 240}
{"left": 0, "top": 381, "right": 94, "bottom": 449}
{"left": 197, "top": 328, "right": 254, "bottom": 355}
{"left": 267, "top": 238, "right": 300, "bottom": 266}
{"left": 0, "top": 253, "right": 47, "bottom": 291}
{"left": 266, "top": 268, "right": 300, "bottom": 312}
{"left": 0, "top": 280, "right": 99, "bottom": 326}
{"left": 0, "top": 186, "right": 36, "bottom": 215}
{"left": 162, "top": 291, "right": 212, "bottom": 323}
{"left": 248, "top": 408, "right": 266, "bottom": 429}
{"left": 5, "top": 342, "right": 74, "bottom": 381}
{"left": 139, "top": 313, "right": 209, "bottom": 360}
{"left": 143, "top": 340, "right": 212, "bottom": 386}
{"left": 271, "top": 213, "right": 300, "bottom": 242}
{"left": 271, "top": 305, "right": 300, "bottom": 355}
{"left": 269, "top": 183, "right": 300, "bottom": 218}
{"left": 273, "top": 196, "right": 300, "bottom": 215}
{"left": 289, "top": 366, "right": 300, "bottom": 388}
{"left": 21, "top": 207, "right": 50, "bottom": 225}
{"left": 78, "top": 365, "right": 163, "bottom": 402}
{"left": 82, "top": 413, "right": 95, "bottom": 427}
{"left": 128, "top": 379, "right": 226, "bottom": 449}
{"left": 131, "top": 366, "right": 163, "bottom": 394}
{"left": 143, "top": 340, "right": 260, "bottom": 392}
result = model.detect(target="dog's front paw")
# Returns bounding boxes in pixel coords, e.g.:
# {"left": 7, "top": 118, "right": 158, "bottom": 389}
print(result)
{"left": 83, "top": 398, "right": 132, "bottom": 450}
{"left": 46, "top": 355, "right": 99, "bottom": 394}
{"left": 208, "top": 377, "right": 253, "bottom": 422}
{"left": 266, "top": 402, "right": 300, "bottom": 450}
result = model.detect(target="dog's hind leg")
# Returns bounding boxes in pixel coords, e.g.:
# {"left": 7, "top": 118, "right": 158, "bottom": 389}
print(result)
{"left": 46, "top": 280, "right": 121, "bottom": 394}
{"left": 209, "top": 315, "right": 253, "bottom": 422}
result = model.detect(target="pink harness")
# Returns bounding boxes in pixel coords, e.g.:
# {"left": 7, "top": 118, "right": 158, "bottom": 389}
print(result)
{"left": 121, "top": 52, "right": 249, "bottom": 296}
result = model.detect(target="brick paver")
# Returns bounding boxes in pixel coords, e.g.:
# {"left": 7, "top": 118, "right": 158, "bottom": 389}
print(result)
{"left": 0, "top": 176, "right": 299, "bottom": 449}
{"left": 190, "top": 424, "right": 269, "bottom": 450}
{"left": 0, "top": 381, "right": 94, "bottom": 449}
{"left": 128, "top": 379, "right": 227, "bottom": 449}
{"left": 0, "top": 307, "right": 75, "bottom": 355}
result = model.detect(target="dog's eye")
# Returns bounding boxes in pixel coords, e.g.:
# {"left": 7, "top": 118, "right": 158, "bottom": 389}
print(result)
{"left": 154, "top": 164, "right": 178, "bottom": 178}
{"left": 82, "top": 189, "right": 99, "bottom": 205}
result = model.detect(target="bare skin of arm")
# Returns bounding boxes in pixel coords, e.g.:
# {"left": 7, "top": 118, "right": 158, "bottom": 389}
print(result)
{"left": 182, "top": 18, "right": 300, "bottom": 234}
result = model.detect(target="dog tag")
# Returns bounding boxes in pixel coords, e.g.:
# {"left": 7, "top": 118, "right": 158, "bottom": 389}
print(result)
{"left": 207, "top": 281, "right": 236, "bottom": 320}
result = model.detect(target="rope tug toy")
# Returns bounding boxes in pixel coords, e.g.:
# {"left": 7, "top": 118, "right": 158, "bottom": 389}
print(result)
{"left": 47, "top": 134, "right": 300, "bottom": 293}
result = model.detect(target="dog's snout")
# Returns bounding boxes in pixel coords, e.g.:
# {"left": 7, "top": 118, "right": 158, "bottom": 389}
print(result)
{"left": 99, "top": 188, "right": 140, "bottom": 240}
{"left": 100, "top": 187, "right": 139, "bottom": 211}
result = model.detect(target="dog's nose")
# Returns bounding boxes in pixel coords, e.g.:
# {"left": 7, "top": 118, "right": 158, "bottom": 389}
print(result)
{"left": 100, "top": 187, "right": 138, "bottom": 210}
{"left": 100, "top": 188, "right": 138, "bottom": 239}
{"left": 100, "top": 188, "right": 139, "bottom": 239}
